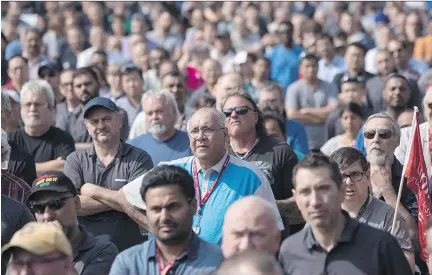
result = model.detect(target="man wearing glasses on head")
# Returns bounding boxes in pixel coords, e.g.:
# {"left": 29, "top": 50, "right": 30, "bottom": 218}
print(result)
{"left": 26, "top": 171, "right": 118, "bottom": 275}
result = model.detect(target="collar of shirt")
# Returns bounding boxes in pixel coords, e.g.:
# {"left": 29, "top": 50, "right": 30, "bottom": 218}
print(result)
{"left": 148, "top": 233, "right": 200, "bottom": 262}
{"left": 73, "top": 225, "right": 96, "bottom": 259}
{"left": 73, "top": 105, "right": 84, "bottom": 117}
{"left": 303, "top": 210, "right": 358, "bottom": 250}
{"left": 194, "top": 151, "right": 229, "bottom": 174}
{"left": 88, "top": 140, "right": 132, "bottom": 158}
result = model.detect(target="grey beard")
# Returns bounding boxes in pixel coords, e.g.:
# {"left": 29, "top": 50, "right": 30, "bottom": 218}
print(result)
{"left": 148, "top": 122, "right": 168, "bottom": 136}
{"left": 367, "top": 153, "right": 389, "bottom": 166}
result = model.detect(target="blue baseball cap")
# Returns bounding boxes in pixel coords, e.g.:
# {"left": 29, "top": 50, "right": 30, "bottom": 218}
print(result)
{"left": 375, "top": 11, "right": 389, "bottom": 24}
{"left": 83, "top": 97, "right": 120, "bottom": 118}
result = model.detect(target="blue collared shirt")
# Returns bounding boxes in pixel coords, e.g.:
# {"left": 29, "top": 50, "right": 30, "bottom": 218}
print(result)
{"left": 285, "top": 119, "right": 309, "bottom": 155}
{"left": 109, "top": 234, "right": 223, "bottom": 275}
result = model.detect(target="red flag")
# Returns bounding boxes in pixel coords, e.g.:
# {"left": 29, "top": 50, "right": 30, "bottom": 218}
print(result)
{"left": 403, "top": 108, "right": 431, "bottom": 262}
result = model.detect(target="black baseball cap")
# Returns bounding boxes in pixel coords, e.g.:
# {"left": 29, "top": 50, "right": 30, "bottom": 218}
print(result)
{"left": 83, "top": 97, "right": 120, "bottom": 118}
{"left": 38, "top": 61, "right": 60, "bottom": 78}
{"left": 27, "top": 171, "right": 78, "bottom": 202}
{"left": 216, "top": 30, "right": 230, "bottom": 39}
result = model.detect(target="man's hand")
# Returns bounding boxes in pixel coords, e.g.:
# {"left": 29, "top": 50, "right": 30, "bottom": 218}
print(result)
{"left": 80, "top": 183, "right": 97, "bottom": 197}
{"left": 52, "top": 157, "right": 66, "bottom": 170}
{"left": 370, "top": 165, "right": 395, "bottom": 197}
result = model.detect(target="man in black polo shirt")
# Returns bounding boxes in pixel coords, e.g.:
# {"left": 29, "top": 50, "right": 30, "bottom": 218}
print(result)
{"left": 26, "top": 171, "right": 118, "bottom": 275}
{"left": 220, "top": 89, "right": 299, "bottom": 234}
{"left": 278, "top": 153, "right": 411, "bottom": 275}
{"left": 8, "top": 80, "right": 75, "bottom": 175}
{"left": 64, "top": 97, "right": 153, "bottom": 252}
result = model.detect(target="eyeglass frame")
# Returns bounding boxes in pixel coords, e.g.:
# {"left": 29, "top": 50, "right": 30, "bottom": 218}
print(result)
{"left": 340, "top": 171, "right": 366, "bottom": 183}
{"left": 188, "top": 127, "right": 225, "bottom": 139}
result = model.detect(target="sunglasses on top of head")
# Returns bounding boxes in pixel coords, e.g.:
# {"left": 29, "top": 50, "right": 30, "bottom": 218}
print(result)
{"left": 222, "top": 106, "right": 256, "bottom": 117}
{"left": 363, "top": 129, "right": 393, "bottom": 140}
{"left": 29, "top": 195, "right": 74, "bottom": 214}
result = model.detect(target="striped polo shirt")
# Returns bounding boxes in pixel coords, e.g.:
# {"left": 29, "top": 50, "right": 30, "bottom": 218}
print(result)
{"left": 123, "top": 151, "right": 284, "bottom": 245}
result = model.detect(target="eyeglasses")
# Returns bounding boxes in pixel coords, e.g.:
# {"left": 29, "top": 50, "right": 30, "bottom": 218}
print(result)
{"left": 188, "top": 127, "right": 224, "bottom": 139}
{"left": 29, "top": 196, "right": 74, "bottom": 214}
{"left": 9, "top": 254, "right": 67, "bottom": 270}
{"left": 341, "top": 172, "right": 365, "bottom": 182}
{"left": 363, "top": 129, "right": 393, "bottom": 139}
{"left": 222, "top": 106, "right": 256, "bottom": 117}
{"left": 22, "top": 102, "right": 49, "bottom": 109}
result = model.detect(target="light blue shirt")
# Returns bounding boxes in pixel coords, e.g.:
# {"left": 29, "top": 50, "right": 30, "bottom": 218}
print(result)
{"left": 285, "top": 119, "right": 309, "bottom": 155}
{"left": 265, "top": 44, "right": 302, "bottom": 92}
{"left": 122, "top": 152, "right": 284, "bottom": 245}
{"left": 318, "top": 56, "right": 346, "bottom": 83}
{"left": 127, "top": 130, "right": 192, "bottom": 166}
{"left": 109, "top": 234, "right": 223, "bottom": 275}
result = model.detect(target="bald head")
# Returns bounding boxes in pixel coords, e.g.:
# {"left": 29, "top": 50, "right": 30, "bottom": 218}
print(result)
{"left": 222, "top": 196, "right": 281, "bottom": 258}
{"left": 215, "top": 250, "right": 283, "bottom": 275}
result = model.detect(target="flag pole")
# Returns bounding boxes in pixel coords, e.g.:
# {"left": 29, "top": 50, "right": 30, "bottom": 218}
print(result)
{"left": 390, "top": 106, "right": 418, "bottom": 235}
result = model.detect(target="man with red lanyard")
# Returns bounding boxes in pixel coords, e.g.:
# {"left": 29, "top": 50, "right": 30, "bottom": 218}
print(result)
{"left": 122, "top": 107, "right": 284, "bottom": 245}
{"left": 396, "top": 87, "right": 432, "bottom": 196}
{"left": 109, "top": 165, "right": 223, "bottom": 275}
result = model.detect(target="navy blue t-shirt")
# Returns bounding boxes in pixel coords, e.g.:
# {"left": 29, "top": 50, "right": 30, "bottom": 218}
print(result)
{"left": 127, "top": 130, "right": 192, "bottom": 165}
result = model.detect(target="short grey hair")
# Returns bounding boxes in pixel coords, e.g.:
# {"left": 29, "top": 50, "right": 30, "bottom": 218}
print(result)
{"left": 141, "top": 88, "right": 180, "bottom": 122}
{"left": 1, "top": 129, "right": 11, "bottom": 163}
{"left": 20, "top": 80, "right": 55, "bottom": 109}
{"left": 1, "top": 91, "right": 11, "bottom": 114}
{"left": 257, "top": 80, "right": 284, "bottom": 98}
{"left": 186, "top": 108, "right": 226, "bottom": 132}
{"left": 424, "top": 86, "right": 432, "bottom": 106}
{"left": 363, "top": 112, "right": 401, "bottom": 140}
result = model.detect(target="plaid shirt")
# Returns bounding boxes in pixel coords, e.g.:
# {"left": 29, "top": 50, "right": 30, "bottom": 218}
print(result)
{"left": 1, "top": 169, "right": 31, "bottom": 204}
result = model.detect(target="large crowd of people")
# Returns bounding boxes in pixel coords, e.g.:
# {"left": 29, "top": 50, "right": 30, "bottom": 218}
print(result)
{"left": 1, "top": 1, "right": 432, "bottom": 275}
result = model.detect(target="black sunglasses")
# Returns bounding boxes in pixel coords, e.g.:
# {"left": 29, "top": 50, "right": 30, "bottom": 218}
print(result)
{"left": 363, "top": 129, "right": 393, "bottom": 140}
{"left": 29, "top": 196, "right": 74, "bottom": 214}
{"left": 222, "top": 106, "right": 255, "bottom": 117}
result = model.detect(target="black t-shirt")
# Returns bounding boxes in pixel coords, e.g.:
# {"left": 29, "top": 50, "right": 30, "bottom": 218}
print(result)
{"left": 7, "top": 141, "right": 36, "bottom": 186}
{"left": 8, "top": 127, "right": 76, "bottom": 163}
{"left": 228, "top": 135, "right": 299, "bottom": 200}
{"left": 1, "top": 196, "right": 35, "bottom": 275}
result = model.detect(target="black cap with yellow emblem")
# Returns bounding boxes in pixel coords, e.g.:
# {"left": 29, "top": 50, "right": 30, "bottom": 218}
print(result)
{"left": 27, "top": 171, "right": 78, "bottom": 202}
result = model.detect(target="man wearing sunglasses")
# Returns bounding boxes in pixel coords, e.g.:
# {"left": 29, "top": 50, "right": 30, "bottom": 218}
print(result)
{"left": 38, "top": 61, "right": 63, "bottom": 104}
{"left": 362, "top": 113, "right": 418, "bottom": 241}
{"left": 330, "top": 147, "right": 415, "bottom": 272}
{"left": 221, "top": 89, "right": 300, "bottom": 234}
{"left": 26, "top": 171, "right": 118, "bottom": 275}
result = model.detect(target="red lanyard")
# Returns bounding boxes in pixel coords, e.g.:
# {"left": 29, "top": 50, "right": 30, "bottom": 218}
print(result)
{"left": 192, "top": 155, "right": 230, "bottom": 215}
{"left": 157, "top": 248, "right": 187, "bottom": 275}
{"left": 429, "top": 128, "right": 432, "bottom": 179}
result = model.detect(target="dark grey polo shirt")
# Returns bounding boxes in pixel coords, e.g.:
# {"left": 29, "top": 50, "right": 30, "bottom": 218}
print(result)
{"left": 278, "top": 211, "right": 411, "bottom": 275}
{"left": 64, "top": 142, "right": 153, "bottom": 252}
{"left": 109, "top": 233, "right": 223, "bottom": 275}
{"left": 73, "top": 225, "right": 118, "bottom": 275}
{"left": 56, "top": 105, "right": 130, "bottom": 143}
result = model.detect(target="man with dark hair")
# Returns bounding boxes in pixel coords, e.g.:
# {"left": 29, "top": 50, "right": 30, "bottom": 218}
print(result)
{"left": 366, "top": 50, "right": 422, "bottom": 115}
{"left": 90, "top": 50, "right": 108, "bottom": 73}
{"left": 56, "top": 68, "right": 80, "bottom": 127}
{"left": 332, "top": 42, "right": 375, "bottom": 92}
{"left": 265, "top": 21, "right": 302, "bottom": 91}
{"left": 57, "top": 67, "right": 129, "bottom": 150}
{"left": 325, "top": 76, "right": 371, "bottom": 140}
{"left": 3, "top": 54, "right": 28, "bottom": 93}
{"left": 116, "top": 64, "right": 144, "bottom": 127}
{"left": 221, "top": 89, "right": 299, "bottom": 233}
{"left": 278, "top": 153, "right": 412, "bottom": 274}
{"left": 330, "top": 147, "right": 415, "bottom": 271}
{"left": 316, "top": 34, "right": 345, "bottom": 83}
{"left": 387, "top": 39, "right": 427, "bottom": 81}
{"left": 109, "top": 165, "right": 223, "bottom": 274}
{"left": 216, "top": 251, "right": 283, "bottom": 275}
{"left": 285, "top": 53, "right": 339, "bottom": 151}
{"left": 26, "top": 171, "right": 118, "bottom": 274}
{"left": 21, "top": 27, "right": 51, "bottom": 80}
